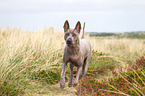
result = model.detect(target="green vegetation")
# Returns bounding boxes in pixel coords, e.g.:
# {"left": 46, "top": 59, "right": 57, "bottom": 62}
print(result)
{"left": 0, "top": 28, "right": 145, "bottom": 95}
{"left": 123, "top": 32, "right": 145, "bottom": 39}
{"left": 76, "top": 56, "right": 145, "bottom": 96}
{"left": 89, "top": 31, "right": 145, "bottom": 39}
{"left": 89, "top": 32, "right": 118, "bottom": 37}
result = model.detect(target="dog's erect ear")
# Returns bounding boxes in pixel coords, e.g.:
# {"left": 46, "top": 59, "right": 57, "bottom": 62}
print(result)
{"left": 75, "top": 21, "right": 81, "bottom": 33}
{"left": 63, "top": 20, "right": 70, "bottom": 32}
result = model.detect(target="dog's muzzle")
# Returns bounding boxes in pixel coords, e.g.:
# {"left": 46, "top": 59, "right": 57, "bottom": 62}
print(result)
{"left": 66, "top": 38, "right": 72, "bottom": 45}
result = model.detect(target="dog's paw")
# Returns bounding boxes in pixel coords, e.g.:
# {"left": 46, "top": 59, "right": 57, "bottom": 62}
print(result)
{"left": 68, "top": 82, "right": 73, "bottom": 87}
{"left": 60, "top": 78, "right": 65, "bottom": 89}
{"left": 60, "top": 83, "right": 65, "bottom": 89}
{"left": 73, "top": 82, "right": 78, "bottom": 86}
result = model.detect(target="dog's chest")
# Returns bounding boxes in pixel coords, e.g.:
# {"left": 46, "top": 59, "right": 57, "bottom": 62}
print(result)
{"left": 70, "top": 55, "right": 79, "bottom": 61}
{"left": 69, "top": 55, "right": 80, "bottom": 66}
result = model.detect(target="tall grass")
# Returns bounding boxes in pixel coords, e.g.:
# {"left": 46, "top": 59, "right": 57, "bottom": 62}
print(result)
{"left": 0, "top": 27, "right": 65, "bottom": 95}
{"left": 0, "top": 27, "right": 145, "bottom": 95}
{"left": 89, "top": 37, "right": 145, "bottom": 64}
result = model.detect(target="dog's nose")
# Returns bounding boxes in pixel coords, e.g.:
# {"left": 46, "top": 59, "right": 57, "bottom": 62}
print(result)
{"left": 67, "top": 38, "right": 72, "bottom": 45}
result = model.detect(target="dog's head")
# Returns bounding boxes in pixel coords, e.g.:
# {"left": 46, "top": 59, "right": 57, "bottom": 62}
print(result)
{"left": 63, "top": 20, "right": 81, "bottom": 46}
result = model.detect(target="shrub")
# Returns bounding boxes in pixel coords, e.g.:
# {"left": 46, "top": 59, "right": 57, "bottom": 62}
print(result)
{"left": 76, "top": 56, "right": 145, "bottom": 96}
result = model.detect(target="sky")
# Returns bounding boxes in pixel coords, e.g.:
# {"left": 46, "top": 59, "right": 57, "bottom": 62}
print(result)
{"left": 0, "top": 0, "right": 145, "bottom": 32}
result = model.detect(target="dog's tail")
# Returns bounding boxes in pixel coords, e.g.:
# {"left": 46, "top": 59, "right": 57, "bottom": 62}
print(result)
{"left": 81, "top": 22, "right": 85, "bottom": 39}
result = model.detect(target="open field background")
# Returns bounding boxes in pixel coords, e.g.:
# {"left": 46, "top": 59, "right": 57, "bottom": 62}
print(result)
{"left": 89, "top": 32, "right": 145, "bottom": 40}
{"left": 0, "top": 28, "right": 145, "bottom": 95}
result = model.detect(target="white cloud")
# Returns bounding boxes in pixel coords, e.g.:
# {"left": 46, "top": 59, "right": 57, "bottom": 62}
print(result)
{"left": 1, "top": 0, "right": 145, "bottom": 14}
{"left": 0, "top": 0, "right": 145, "bottom": 32}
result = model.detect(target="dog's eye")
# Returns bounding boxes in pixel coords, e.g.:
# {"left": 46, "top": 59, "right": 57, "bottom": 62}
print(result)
{"left": 73, "top": 34, "right": 76, "bottom": 37}
{"left": 65, "top": 33, "right": 69, "bottom": 36}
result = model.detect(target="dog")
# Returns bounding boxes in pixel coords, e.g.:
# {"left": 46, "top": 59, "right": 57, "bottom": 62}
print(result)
{"left": 60, "top": 20, "right": 91, "bottom": 89}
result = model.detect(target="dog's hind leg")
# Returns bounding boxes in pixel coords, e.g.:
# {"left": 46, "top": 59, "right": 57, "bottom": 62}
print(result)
{"left": 68, "top": 63, "right": 74, "bottom": 87}
{"left": 82, "top": 56, "right": 91, "bottom": 79}
{"left": 73, "top": 65, "right": 82, "bottom": 86}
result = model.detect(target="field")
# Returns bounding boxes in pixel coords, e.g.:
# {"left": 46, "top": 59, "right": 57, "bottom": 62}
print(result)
{"left": 89, "top": 31, "right": 145, "bottom": 39}
{"left": 0, "top": 27, "right": 145, "bottom": 96}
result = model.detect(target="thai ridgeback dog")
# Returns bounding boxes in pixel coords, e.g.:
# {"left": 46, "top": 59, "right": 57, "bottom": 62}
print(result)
{"left": 60, "top": 20, "right": 91, "bottom": 89}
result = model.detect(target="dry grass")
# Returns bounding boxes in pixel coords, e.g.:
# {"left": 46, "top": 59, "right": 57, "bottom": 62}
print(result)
{"left": 89, "top": 36, "right": 145, "bottom": 65}
{"left": 0, "top": 27, "right": 145, "bottom": 95}
{"left": 0, "top": 27, "right": 66, "bottom": 95}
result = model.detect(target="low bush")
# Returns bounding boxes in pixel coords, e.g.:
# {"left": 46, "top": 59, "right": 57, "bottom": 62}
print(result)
{"left": 76, "top": 56, "right": 145, "bottom": 96}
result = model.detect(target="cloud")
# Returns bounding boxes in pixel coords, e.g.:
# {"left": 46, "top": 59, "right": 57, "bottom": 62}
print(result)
{"left": 0, "top": 0, "right": 145, "bottom": 14}
{"left": 0, "top": 0, "right": 145, "bottom": 32}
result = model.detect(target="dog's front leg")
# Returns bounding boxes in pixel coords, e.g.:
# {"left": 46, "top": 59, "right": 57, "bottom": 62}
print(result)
{"left": 68, "top": 63, "right": 74, "bottom": 87}
{"left": 73, "top": 66, "right": 82, "bottom": 86}
{"left": 60, "top": 62, "right": 67, "bottom": 89}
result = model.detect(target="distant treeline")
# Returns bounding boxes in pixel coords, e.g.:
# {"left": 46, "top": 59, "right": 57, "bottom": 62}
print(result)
{"left": 88, "top": 32, "right": 145, "bottom": 39}
{"left": 88, "top": 32, "right": 118, "bottom": 37}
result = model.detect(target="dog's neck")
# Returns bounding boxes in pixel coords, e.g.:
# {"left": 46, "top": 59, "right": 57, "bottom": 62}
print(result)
{"left": 66, "top": 43, "right": 80, "bottom": 56}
